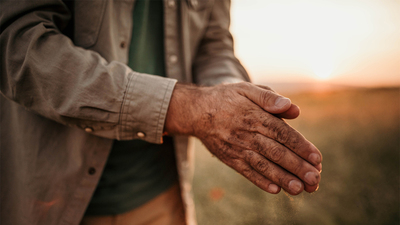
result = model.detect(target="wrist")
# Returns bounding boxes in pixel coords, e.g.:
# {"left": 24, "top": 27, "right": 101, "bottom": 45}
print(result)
{"left": 164, "top": 83, "right": 210, "bottom": 136}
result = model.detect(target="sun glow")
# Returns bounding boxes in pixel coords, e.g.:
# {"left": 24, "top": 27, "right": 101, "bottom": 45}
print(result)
{"left": 312, "top": 63, "right": 333, "bottom": 80}
{"left": 308, "top": 48, "right": 335, "bottom": 81}
{"left": 230, "top": 0, "right": 400, "bottom": 86}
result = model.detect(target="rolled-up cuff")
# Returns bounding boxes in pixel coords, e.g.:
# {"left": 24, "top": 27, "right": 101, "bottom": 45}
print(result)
{"left": 117, "top": 72, "right": 177, "bottom": 143}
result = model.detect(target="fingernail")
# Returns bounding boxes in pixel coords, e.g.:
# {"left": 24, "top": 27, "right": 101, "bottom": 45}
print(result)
{"left": 315, "top": 184, "right": 320, "bottom": 192}
{"left": 288, "top": 180, "right": 302, "bottom": 194}
{"left": 316, "top": 163, "right": 322, "bottom": 173}
{"left": 275, "top": 97, "right": 290, "bottom": 108}
{"left": 268, "top": 184, "right": 279, "bottom": 193}
{"left": 304, "top": 172, "right": 320, "bottom": 185}
{"left": 308, "top": 153, "right": 321, "bottom": 165}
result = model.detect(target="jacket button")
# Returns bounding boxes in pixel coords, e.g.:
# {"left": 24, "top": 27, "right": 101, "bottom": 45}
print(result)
{"left": 88, "top": 167, "right": 96, "bottom": 175}
{"left": 168, "top": 0, "right": 175, "bottom": 7}
{"left": 169, "top": 55, "right": 178, "bottom": 63}
{"left": 120, "top": 41, "right": 126, "bottom": 48}
{"left": 137, "top": 132, "right": 146, "bottom": 138}
{"left": 84, "top": 127, "right": 93, "bottom": 132}
{"left": 191, "top": 0, "right": 198, "bottom": 8}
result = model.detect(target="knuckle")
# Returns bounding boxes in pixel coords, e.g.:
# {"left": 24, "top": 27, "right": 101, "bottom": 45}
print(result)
{"left": 250, "top": 139, "right": 263, "bottom": 151}
{"left": 241, "top": 166, "right": 253, "bottom": 178}
{"left": 268, "top": 145, "right": 285, "bottom": 162}
{"left": 292, "top": 160, "right": 304, "bottom": 175}
{"left": 231, "top": 159, "right": 242, "bottom": 166}
{"left": 277, "top": 176, "right": 286, "bottom": 187}
{"left": 243, "top": 82, "right": 252, "bottom": 88}
{"left": 256, "top": 160, "right": 270, "bottom": 174}
{"left": 231, "top": 148, "right": 245, "bottom": 159}
{"left": 259, "top": 90, "right": 274, "bottom": 105}
{"left": 287, "top": 135, "right": 301, "bottom": 151}
{"left": 244, "top": 150, "right": 255, "bottom": 162}
{"left": 262, "top": 118, "right": 300, "bottom": 150}
{"left": 253, "top": 179, "right": 260, "bottom": 187}
{"left": 275, "top": 126, "right": 291, "bottom": 144}
{"left": 237, "top": 81, "right": 251, "bottom": 90}
{"left": 252, "top": 177, "right": 263, "bottom": 187}
{"left": 261, "top": 118, "right": 273, "bottom": 128}
{"left": 279, "top": 176, "right": 291, "bottom": 189}
{"left": 230, "top": 159, "right": 245, "bottom": 170}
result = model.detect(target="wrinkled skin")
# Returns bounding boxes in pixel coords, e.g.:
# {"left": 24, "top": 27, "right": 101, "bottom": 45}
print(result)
{"left": 165, "top": 82, "right": 322, "bottom": 195}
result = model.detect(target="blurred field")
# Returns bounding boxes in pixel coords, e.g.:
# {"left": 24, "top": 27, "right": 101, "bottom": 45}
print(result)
{"left": 192, "top": 87, "right": 400, "bottom": 225}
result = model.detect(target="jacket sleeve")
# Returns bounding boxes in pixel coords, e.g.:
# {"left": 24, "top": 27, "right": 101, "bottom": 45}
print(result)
{"left": 0, "top": 0, "right": 176, "bottom": 144}
{"left": 192, "top": 0, "right": 251, "bottom": 86}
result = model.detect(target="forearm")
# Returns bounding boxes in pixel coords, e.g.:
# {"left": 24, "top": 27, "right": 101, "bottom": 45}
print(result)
{"left": 0, "top": 0, "right": 177, "bottom": 143}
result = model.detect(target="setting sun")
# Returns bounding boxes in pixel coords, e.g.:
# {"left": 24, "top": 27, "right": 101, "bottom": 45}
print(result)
{"left": 310, "top": 55, "right": 334, "bottom": 80}
{"left": 230, "top": 0, "right": 400, "bottom": 87}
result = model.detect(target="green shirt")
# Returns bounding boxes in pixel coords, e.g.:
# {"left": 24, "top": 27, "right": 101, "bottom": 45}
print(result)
{"left": 85, "top": 0, "right": 178, "bottom": 215}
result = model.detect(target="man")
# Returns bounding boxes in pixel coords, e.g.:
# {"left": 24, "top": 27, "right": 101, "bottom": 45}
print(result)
{"left": 0, "top": 0, "right": 322, "bottom": 225}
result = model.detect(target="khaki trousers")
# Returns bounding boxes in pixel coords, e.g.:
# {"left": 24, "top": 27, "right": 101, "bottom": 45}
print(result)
{"left": 80, "top": 184, "right": 186, "bottom": 225}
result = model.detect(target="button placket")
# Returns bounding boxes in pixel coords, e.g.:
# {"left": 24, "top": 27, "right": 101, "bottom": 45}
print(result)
{"left": 168, "top": 0, "right": 175, "bottom": 8}
{"left": 120, "top": 41, "right": 126, "bottom": 48}
{"left": 164, "top": 0, "right": 183, "bottom": 81}
{"left": 169, "top": 55, "right": 178, "bottom": 63}
{"left": 191, "top": 0, "right": 198, "bottom": 8}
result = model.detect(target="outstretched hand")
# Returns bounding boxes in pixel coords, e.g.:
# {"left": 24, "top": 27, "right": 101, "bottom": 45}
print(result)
{"left": 165, "top": 82, "right": 322, "bottom": 195}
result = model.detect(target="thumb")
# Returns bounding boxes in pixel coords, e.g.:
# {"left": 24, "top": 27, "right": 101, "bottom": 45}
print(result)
{"left": 238, "top": 83, "right": 292, "bottom": 114}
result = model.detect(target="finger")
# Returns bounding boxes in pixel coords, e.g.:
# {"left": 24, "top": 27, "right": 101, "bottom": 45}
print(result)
{"left": 243, "top": 150, "right": 304, "bottom": 195}
{"left": 275, "top": 104, "right": 300, "bottom": 119}
{"left": 231, "top": 159, "right": 281, "bottom": 194}
{"left": 304, "top": 183, "right": 319, "bottom": 193}
{"left": 255, "top": 84, "right": 275, "bottom": 92}
{"left": 250, "top": 133, "right": 321, "bottom": 186}
{"left": 228, "top": 131, "right": 321, "bottom": 186}
{"left": 258, "top": 115, "right": 323, "bottom": 166}
{"left": 238, "top": 82, "right": 292, "bottom": 114}
{"left": 256, "top": 84, "right": 299, "bottom": 119}
{"left": 315, "top": 163, "right": 322, "bottom": 172}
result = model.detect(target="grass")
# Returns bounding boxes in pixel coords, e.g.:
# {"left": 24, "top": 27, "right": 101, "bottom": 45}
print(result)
{"left": 192, "top": 87, "right": 400, "bottom": 225}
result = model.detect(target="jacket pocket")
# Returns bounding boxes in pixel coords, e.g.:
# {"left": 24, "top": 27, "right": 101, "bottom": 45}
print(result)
{"left": 73, "top": 0, "right": 107, "bottom": 48}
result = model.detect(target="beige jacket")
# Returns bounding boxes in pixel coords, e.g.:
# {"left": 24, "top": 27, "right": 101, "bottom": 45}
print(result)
{"left": 0, "top": 0, "right": 249, "bottom": 224}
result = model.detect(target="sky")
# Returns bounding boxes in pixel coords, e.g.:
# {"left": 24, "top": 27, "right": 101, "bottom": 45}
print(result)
{"left": 230, "top": 0, "right": 400, "bottom": 87}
